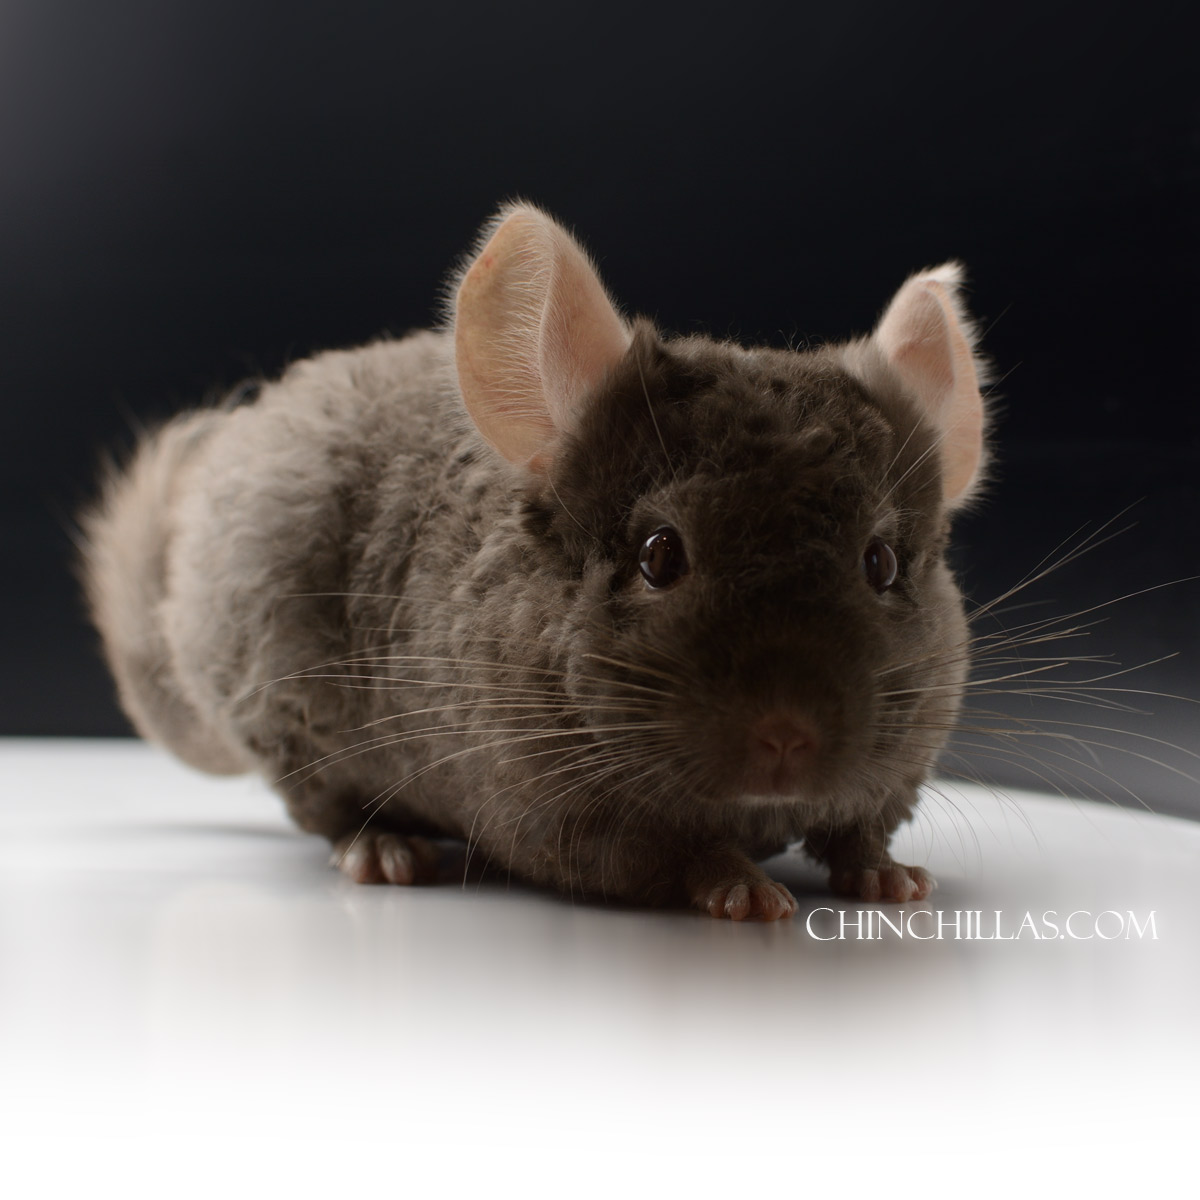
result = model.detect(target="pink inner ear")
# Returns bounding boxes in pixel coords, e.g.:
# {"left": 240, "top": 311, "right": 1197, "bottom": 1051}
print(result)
{"left": 454, "top": 214, "right": 556, "bottom": 465}
{"left": 454, "top": 206, "right": 630, "bottom": 470}
{"left": 539, "top": 252, "right": 631, "bottom": 433}
{"left": 876, "top": 277, "right": 984, "bottom": 503}
{"left": 885, "top": 288, "right": 956, "bottom": 406}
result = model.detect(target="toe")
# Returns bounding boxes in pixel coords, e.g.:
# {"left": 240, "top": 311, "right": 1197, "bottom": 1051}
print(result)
{"left": 876, "top": 864, "right": 936, "bottom": 902}
{"left": 377, "top": 835, "right": 416, "bottom": 885}
{"left": 724, "top": 883, "right": 752, "bottom": 921}
{"left": 333, "top": 836, "right": 384, "bottom": 884}
{"left": 858, "top": 870, "right": 883, "bottom": 903}
{"left": 906, "top": 865, "right": 935, "bottom": 900}
{"left": 877, "top": 865, "right": 913, "bottom": 902}
{"left": 756, "top": 883, "right": 797, "bottom": 921}
{"left": 331, "top": 833, "right": 441, "bottom": 886}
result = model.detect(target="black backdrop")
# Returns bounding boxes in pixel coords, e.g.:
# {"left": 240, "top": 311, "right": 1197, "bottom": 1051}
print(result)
{"left": 2, "top": 1, "right": 1196, "bottom": 816}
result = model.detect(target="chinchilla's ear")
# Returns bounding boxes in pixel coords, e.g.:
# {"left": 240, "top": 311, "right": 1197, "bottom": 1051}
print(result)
{"left": 450, "top": 202, "right": 631, "bottom": 471}
{"left": 852, "top": 263, "right": 989, "bottom": 508}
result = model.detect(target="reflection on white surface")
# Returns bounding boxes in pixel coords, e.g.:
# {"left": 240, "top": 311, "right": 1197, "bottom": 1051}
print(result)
{"left": 1, "top": 739, "right": 1196, "bottom": 1195}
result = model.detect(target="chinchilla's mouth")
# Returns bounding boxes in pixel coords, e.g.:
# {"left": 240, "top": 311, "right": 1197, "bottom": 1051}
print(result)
{"left": 740, "top": 762, "right": 811, "bottom": 799}
{"left": 737, "top": 789, "right": 808, "bottom": 808}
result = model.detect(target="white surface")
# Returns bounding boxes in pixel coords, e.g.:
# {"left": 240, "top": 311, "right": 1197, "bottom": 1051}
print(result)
{"left": 1, "top": 738, "right": 1197, "bottom": 1196}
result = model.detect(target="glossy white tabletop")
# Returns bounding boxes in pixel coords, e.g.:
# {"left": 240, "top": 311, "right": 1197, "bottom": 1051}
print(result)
{"left": 1, "top": 739, "right": 1196, "bottom": 1196}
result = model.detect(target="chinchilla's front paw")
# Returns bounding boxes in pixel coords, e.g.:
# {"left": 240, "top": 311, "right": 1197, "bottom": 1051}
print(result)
{"left": 687, "top": 856, "right": 798, "bottom": 921}
{"left": 828, "top": 861, "right": 934, "bottom": 903}
{"left": 331, "top": 831, "right": 440, "bottom": 885}
{"left": 697, "top": 878, "right": 798, "bottom": 921}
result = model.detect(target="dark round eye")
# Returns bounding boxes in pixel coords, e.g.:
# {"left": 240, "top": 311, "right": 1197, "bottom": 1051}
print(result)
{"left": 862, "top": 540, "right": 898, "bottom": 593}
{"left": 639, "top": 526, "right": 689, "bottom": 589}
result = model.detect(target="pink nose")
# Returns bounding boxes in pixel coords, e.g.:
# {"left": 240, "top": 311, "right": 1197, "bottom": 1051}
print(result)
{"left": 745, "top": 712, "right": 821, "bottom": 794}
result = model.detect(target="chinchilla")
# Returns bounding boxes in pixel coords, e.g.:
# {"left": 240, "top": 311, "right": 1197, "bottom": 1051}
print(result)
{"left": 81, "top": 202, "right": 992, "bottom": 920}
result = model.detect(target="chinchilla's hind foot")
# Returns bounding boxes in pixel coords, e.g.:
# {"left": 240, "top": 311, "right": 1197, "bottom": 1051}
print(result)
{"left": 331, "top": 831, "right": 441, "bottom": 885}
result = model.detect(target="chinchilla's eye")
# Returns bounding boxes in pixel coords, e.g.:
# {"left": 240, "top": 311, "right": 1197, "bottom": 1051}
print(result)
{"left": 638, "top": 526, "right": 688, "bottom": 589}
{"left": 862, "top": 539, "right": 898, "bottom": 593}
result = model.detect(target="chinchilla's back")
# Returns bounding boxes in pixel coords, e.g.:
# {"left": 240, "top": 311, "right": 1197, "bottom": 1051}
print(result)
{"left": 82, "top": 329, "right": 462, "bottom": 778}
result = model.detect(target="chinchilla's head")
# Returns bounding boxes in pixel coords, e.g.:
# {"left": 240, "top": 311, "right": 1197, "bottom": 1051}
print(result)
{"left": 449, "top": 203, "right": 990, "bottom": 827}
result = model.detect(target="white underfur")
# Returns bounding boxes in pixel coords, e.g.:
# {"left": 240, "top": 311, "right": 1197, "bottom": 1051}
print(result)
{"left": 451, "top": 203, "right": 631, "bottom": 469}
{"left": 842, "top": 262, "right": 989, "bottom": 508}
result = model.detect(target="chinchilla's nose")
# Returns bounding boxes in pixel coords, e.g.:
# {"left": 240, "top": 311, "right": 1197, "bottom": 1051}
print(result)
{"left": 744, "top": 711, "right": 823, "bottom": 795}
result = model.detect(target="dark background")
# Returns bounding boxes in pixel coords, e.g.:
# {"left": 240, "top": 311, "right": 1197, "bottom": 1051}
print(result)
{"left": 2, "top": 1, "right": 1196, "bottom": 816}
